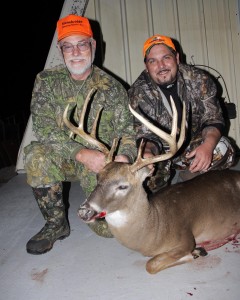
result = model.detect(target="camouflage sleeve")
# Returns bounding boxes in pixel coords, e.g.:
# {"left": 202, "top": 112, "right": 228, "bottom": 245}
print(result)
{"left": 182, "top": 66, "right": 226, "bottom": 137}
{"left": 195, "top": 70, "right": 225, "bottom": 129}
{"left": 31, "top": 73, "right": 84, "bottom": 159}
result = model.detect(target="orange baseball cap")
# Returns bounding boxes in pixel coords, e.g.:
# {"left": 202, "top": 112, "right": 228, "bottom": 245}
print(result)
{"left": 57, "top": 14, "right": 93, "bottom": 41}
{"left": 143, "top": 34, "right": 176, "bottom": 57}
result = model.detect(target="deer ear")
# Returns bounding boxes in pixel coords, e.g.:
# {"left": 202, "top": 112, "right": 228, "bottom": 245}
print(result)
{"left": 137, "top": 167, "right": 153, "bottom": 181}
{"left": 148, "top": 167, "right": 155, "bottom": 177}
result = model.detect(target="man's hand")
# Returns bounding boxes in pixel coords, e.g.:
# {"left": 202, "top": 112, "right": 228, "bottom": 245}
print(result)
{"left": 185, "top": 143, "right": 213, "bottom": 172}
{"left": 75, "top": 149, "right": 130, "bottom": 173}
{"left": 186, "top": 126, "right": 221, "bottom": 173}
{"left": 114, "top": 155, "right": 130, "bottom": 163}
{"left": 142, "top": 141, "right": 159, "bottom": 170}
{"left": 75, "top": 149, "right": 106, "bottom": 173}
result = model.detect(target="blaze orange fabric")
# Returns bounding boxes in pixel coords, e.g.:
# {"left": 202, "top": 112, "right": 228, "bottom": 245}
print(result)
{"left": 143, "top": 34, "right": 176, "bottom": 57}
{"left": 57, "top": 14, "right": 93, "bottom": 41}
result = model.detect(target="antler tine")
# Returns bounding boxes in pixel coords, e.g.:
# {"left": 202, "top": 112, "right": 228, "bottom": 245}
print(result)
{"left": 177, "top": 99, "right": 186, "bottom": 149}
{"left": 63, "top": 88, "right": 110, "bottom": 156}
{"left": 105, "top": 138, "right": 119, "bottom": 164}
{"left": 129, "top": 97, "right": 186, "bottom": 173}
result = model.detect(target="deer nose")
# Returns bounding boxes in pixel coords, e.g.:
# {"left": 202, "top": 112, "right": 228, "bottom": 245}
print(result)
{"left": 78, "top": 204, "right": 96, "bottom": 222}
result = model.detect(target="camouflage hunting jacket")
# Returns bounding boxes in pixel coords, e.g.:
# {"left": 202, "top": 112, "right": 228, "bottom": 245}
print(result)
{"left": 30, "top": 64, "right": 137, "bottom": 161}
{"left": 128, "top": 63, "right": 225, "bottom": 151}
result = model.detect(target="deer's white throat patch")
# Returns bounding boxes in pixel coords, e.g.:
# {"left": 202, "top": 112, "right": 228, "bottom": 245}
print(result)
{"left": 106, "top": 210, "right": 128, "bottom": 227}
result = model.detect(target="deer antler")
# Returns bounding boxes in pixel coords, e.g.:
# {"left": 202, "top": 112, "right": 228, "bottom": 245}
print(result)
{"left": 129, "top": 96, "right": 186, "bottom": 172}
{"left": 63, "top": 88, "right": 111, "bottom": 156}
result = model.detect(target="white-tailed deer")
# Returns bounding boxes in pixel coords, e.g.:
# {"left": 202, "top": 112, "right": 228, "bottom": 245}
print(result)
{"left": 63, "top": 88, "right": 240, "bottom": 274}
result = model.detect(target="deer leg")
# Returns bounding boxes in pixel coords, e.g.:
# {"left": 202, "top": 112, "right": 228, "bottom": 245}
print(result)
{"left": 146, "top": 244, "right": 209, "bottom": 274}
{"left": 146, "top": 235, "right": 197, "bottom": 274}
{"left": 146, "top": 249, "right": 195, "bottom": 274}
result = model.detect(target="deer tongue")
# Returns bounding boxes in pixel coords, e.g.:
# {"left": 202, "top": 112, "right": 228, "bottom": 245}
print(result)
{"left": 95, "top": 211, "right": 106, "bottom": 218}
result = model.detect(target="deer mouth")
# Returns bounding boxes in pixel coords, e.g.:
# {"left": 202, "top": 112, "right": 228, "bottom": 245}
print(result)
{"left": 78, "top": 207, "right": 106, "bottom": 222}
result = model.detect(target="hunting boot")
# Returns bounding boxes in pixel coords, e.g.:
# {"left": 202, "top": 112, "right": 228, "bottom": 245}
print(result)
{"left": 87, "top": 219, "right": 114, "bottom": 238}
{"left": 26, "top": 183, "right": 70, "bottom": 254}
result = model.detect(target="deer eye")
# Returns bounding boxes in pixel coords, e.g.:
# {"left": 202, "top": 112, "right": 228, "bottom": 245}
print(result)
{"left": 118, "top": 185, "right": 128, "bottom": 190}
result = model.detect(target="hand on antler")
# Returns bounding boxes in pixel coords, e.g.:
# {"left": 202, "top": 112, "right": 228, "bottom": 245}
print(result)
{"left": 114, "top": 155, "right": 131, "bottom": 163}
{"left": 75, "top": 150, "right": 131, "bottom": 173}
{"left": 142, "top": 140, "right": 159, "bottom": 170}
{"left": 75, "top": 149, "right": 106, "bottom": 173}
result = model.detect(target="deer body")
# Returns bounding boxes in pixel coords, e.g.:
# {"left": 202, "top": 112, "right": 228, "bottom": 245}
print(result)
{"left": 78, "top": 164, "right": 240, "bottom": 273}
{"left": 63, "top": 88, "right": 240, "bottom": 274}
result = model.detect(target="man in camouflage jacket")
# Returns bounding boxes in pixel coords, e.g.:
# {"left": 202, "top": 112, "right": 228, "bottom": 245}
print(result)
{"left": 24, "top": 15, "right": 136, "bottom": 255}
{"left": 128, "top": 34, "right": 235, "bottom": 192}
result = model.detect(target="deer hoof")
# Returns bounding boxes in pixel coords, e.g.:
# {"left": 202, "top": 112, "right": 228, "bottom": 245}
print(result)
{"left": 192, "top": 247, "right": 208, "bottom": 259}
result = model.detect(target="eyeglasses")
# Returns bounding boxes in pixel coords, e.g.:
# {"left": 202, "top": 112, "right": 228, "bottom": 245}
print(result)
{"left": 60, "top": 40, "right": 92, "bottom": 53}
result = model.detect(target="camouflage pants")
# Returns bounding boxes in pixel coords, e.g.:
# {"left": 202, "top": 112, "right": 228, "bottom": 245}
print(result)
{"left": 147, "top": 136, "right": 236, "bottom": 192}
{"left": 24, "top": 142, "right": 97, "bottom": 196}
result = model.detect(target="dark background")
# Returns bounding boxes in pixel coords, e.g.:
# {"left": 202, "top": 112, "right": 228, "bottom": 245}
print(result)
{"left": 1, "top": 1, "right": 65, "bottom": 168}
{"left": 3, "top": 1, "right": 65, "bottom": 118}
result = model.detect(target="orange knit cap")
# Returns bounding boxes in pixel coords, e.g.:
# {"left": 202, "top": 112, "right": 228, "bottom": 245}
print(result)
{"left": 57, "top": 14, "right": 93, "bottom": 41}
{"left": 143, "top": 34, "right": 176, "bottom": 58}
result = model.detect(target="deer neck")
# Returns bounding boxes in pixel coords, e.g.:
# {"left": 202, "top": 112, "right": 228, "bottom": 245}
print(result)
{"left": 105, "top": 188, "right": 149, "bottom": 228}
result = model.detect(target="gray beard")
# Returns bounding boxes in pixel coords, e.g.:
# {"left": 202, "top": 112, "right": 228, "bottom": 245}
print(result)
{"left": 66, "top": 61, "right": 92, "bottom": 75}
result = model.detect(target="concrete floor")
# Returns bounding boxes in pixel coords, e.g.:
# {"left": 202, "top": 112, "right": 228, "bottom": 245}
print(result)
{"left": 0, "top": 161, "right": 240, "bottom": 300}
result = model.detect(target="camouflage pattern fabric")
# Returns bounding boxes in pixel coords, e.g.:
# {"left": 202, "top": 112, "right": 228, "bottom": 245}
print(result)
{"left": 24, "top": 142, "right": 97, "bottom": 195}
{"left": 147, "top": 136, "right": 235, "bottom": 192}
{"left": 24, "top": 64, "right": 137, "bottom": 196}
{"left": 26, "top": 184, "right": 70, "bottom": 254}
{"left": 128, "top": 64, "right": 235, "bottom": 191}
{"left": 32, "top": 184, "right": 70, "bottom": 235}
